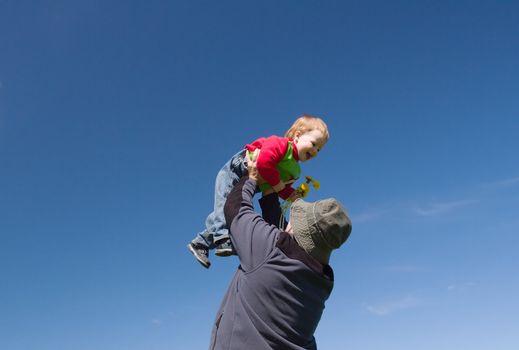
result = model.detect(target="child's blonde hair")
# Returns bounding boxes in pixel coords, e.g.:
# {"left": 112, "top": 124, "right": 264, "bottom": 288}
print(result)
{"left": 285, "top": 114, "right": 329, "bottom": 140}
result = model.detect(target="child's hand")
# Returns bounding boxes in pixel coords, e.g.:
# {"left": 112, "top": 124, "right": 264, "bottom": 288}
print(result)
{"left": 272, "top": 179, "right": 294, "bottom": 193}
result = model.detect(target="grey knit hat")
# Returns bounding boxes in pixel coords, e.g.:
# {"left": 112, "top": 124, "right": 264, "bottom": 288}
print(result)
{"left": 290, "top": 198, "right": 352, "bottom": 264}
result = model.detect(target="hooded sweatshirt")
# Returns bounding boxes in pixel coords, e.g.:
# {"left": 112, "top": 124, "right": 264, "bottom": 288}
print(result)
{"left": 209, "top": 178, "right": 334, "bottom": 350}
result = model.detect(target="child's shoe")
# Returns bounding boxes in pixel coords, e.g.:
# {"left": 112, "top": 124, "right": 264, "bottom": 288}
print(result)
{"left": 215, "top": 239, "right": 237, "bottom": 257}
{"left": 187, "top": 243, "right": 211, "bottom": 268}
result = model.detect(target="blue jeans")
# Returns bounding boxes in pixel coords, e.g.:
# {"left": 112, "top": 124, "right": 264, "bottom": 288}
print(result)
{"left": 192, "top": 150, "right": 249, "bottom": 249}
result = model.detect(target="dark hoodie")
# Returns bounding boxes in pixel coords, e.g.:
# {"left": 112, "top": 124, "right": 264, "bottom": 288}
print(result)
{"left": 209, "top": 178, "right": 335, "bottom": 350}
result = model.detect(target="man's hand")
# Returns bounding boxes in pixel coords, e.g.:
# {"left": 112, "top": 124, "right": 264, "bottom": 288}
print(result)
{"left": 246, "top": 150, "right": 278, "bottom": 195}
{"left": 287, "top": 190, "right": 303, "bottom": 202}
{"left": 245, "top": 149, "right": 264, "bottom": 183}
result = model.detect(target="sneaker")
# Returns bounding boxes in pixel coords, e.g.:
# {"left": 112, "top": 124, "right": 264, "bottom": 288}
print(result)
{"left": 215, "top": 239, "right": 237, "bottom": 257}
{"left": 187, "top": 243, "right": 211, "bottom": 268}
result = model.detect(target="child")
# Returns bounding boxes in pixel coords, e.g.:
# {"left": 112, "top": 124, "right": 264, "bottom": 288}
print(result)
{"left": 187, "top": 115, "right": 329, "bottom": 268}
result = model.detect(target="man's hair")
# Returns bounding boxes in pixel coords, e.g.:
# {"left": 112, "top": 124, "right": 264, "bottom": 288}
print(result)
{"left": 285, "top": 115, "right": 329, "bottom": 140}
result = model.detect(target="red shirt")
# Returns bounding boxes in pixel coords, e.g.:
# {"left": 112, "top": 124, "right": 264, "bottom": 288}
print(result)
{"left": 245, "top": 135, "right": 299, "bottom": 199}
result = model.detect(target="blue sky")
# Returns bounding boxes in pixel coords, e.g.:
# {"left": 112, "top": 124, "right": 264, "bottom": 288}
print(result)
{"left": 1, "top": 1, "right": 518, "bottom": 349}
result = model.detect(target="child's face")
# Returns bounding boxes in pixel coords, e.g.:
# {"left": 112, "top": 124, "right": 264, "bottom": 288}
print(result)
{"left": 294, "top": 129, "right": 327, "bottom": 162}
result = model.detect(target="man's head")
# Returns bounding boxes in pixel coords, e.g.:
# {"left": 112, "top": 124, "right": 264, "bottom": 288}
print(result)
{"left": 288, "top": 198, "right": 352, "bottom": 264}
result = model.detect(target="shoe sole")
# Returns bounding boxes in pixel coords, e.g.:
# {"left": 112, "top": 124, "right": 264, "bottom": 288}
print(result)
{"left": 215, "top": 248, "right": 234, "bottom": 257}
{"left": 213, "top": 236, "right": 230, "bottom": 245}
{"left": 187, "top": 244, "right": 211, "bottom": 268}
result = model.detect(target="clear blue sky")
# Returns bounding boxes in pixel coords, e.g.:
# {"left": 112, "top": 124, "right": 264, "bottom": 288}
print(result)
{"left": 1, "top": 1, "right": 518, "bottom": 349}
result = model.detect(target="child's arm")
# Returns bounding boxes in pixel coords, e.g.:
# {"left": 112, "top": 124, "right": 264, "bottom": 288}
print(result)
{"left": 276, "top": 183, "right": 296, "bottom": 200}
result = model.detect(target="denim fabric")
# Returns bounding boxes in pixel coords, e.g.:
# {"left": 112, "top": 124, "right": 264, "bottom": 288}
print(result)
{"left": 192, "top": 150, "right": 248, "bottom": 249}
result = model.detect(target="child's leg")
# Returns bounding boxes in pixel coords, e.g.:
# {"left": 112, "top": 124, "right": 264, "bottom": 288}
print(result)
{"left": 189, "top": 150, "right": 247, "bottom": 263}
{"left": 205, "top": 150, "right": 248, "bottom": 245}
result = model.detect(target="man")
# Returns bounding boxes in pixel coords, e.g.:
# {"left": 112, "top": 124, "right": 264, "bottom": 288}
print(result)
{"left": 209, "top": 154, "right": 352, "bottom": 350}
